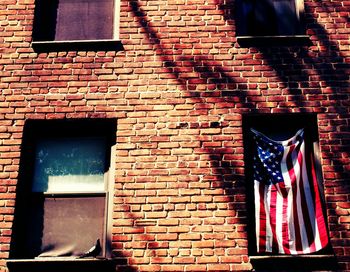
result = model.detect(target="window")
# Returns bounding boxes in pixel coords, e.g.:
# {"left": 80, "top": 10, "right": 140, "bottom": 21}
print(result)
{"left": 10, "top": 119, "right": 115, "bottom": 260}
{"left": 31, "top": 0, "right": 121, "bottom": 51}
{"left": 243, "top": 114, "right": 332, "bottom": 268}
{"left": 235, "top": 0, "right": 308, "bottom": 46}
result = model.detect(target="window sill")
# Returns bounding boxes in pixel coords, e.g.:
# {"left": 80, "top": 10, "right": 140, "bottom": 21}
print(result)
{"left": 236, "top": 35, "right": 311, "bottom": 47}
{"left": 32, "top": 39, "right": 123, "bottom": 52}
{"left": 7, "top": 258, "right": 117, "bottom": 272}
{"left": 250, "top": 254, "right": 338, "bottom": 271}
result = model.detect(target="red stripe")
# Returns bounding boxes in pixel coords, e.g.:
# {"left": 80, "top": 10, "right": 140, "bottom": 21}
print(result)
{"left": 292, "top": 180, "right": 303, "bottom": 253}
{"left": 258, "top": 182, "right": 267, "bottom": 252}
{"left": 310, "top": 152, "right": 329, "bottom": 249}
{"left": 269, "top": 185, "right": 278, "bottom": 252}
{"left": 279, "top": 182, "right": 291, "bottom": 254}
{"left": 297, "top": 147, "right": 315, "bottom": 252}
{"left": 287, "top": 144, "right": 303, "bottom": 252}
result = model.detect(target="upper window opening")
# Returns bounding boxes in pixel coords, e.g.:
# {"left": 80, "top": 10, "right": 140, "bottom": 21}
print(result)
{"left": 32, "top": 0, "right": 117, "bottom": 42}
{"left": 236, "top": 0, "right": 305, "bottom": 37}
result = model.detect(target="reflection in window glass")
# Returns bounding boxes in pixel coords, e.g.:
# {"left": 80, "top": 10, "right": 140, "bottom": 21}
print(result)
{"left": 32, "top": 137, "right": 106, "bottom": 192}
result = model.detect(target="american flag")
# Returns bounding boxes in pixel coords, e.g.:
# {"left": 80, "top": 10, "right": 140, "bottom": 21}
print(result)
{"left": 251, "top": 128, "right": 329, "bottom": 254}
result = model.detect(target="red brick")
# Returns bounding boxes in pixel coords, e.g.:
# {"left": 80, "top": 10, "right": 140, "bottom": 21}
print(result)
{"left": 139, "top": 265, "right": 161, "bottom": 271}
{"left": 185, "top": 265, "right": 207, "bottom": 271}
{"left": 0, "top": 1, "right": 349, "bottom": 271}
{"left": 207, "top": 264, "right": 230, "bottom": 271}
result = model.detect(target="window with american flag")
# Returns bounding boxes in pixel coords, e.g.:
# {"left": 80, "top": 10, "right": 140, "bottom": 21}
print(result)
{"left": 243, "top": 114, "right": 330, "bottom": 256}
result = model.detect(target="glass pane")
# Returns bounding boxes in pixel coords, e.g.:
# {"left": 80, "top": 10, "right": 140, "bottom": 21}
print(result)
{"left": 273, "top": 0, "right": 298, "bottom": 35}
{"left": 32, "top": 137, "right": 107, "bottom": 192}
{"left": 55, "top": 0, "right": 114, "bottom": 41}
{"left": 243, "top": 0, "right": 278, "bottom": 36}
{"left": 24, "top": 196, "right": 106, "bottom": 257}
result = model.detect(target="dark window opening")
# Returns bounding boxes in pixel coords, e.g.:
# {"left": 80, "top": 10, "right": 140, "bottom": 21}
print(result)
{"left": 242, "top": 114, "right": 332, "bottom": 259}
{"left": 10, "top": 119, "right": 116, "bottom": 260}
{"left": 235, "top": 0, "right": 305, "bottom": 37}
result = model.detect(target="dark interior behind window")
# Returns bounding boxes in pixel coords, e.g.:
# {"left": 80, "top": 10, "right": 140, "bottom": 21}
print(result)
{"left": 235, "top": 0, "right": 304, "bottom": 37}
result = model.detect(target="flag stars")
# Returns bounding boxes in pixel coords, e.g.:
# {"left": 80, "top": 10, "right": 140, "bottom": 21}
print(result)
{"left": 253, "top": 136, "right": 285, "bottom": 184}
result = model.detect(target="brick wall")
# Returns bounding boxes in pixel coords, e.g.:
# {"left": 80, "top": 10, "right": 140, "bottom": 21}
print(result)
{"left": 0, "top": 0, "right": 349, "bottom": 271}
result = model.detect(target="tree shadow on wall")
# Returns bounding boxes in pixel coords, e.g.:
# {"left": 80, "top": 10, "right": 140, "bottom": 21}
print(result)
{"left": 129, "top": 0, "right": 250, "bottom": 101}
{"left": 127, "top": 0, "right": 350, "bottom": 185}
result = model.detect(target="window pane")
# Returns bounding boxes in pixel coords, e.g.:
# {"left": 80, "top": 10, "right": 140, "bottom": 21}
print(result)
{"left": 32, "top": 137, "right": 107, "bottom": 193}
{"left": 253, "top": 0, "right": 278, "bottom": 36}
{"left": 55, "top": 0, "right": 114, "bottom": 40}
{"left": 238, "top": 0, "right": 278, "bottom": 36}
{"left": 235, "top": 0, "right": 303, "bottom": 37}
{"left": 273, "top": 0, "right": 298, "bottom": 35}
{"left": 25, "top": 196, "right": 106, "bottom": 257}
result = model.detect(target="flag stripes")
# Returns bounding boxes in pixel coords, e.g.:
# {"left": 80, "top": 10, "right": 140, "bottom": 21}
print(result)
{"left": 251, "top": 128, "right": 328, "bottom": 255}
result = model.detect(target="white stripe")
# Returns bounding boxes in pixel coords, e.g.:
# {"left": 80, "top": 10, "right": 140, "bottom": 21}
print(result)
{"left": 281, "top": 145, "right": 296, "bottom": 254}
{"left": 275, "top": 186, "right": 284, "bottom": 253}
{"left": 254, "top": 180, "right": 261, "bottom": 252}
{"left": 313, "top": 217, "right": 322, "bottom": 251}
{"left": 281, "top": 145, "right": 292, "bottom": 188}
{"left": 287, "top": 187, "right": 297, "bottom": 254}
{"left": 265, "top": 185, "right": 273, "bottom": 252}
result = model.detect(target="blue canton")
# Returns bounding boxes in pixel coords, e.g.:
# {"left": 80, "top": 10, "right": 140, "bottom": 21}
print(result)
{"left": 252, "top": 132, "right": 284, "bottom": 185}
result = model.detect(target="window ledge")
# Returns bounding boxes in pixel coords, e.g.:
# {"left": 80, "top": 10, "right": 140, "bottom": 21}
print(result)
{"left": 32, "top": 39, "right": 123, "bottom": 52}
{"left": 7, "top": 258, "right": 117, "bottom": 272}
{"left": 236, "top": 35, "right": 311, "bottom": 47}
{"left": 250, "top": 254, "right": 338, "bottom": 271}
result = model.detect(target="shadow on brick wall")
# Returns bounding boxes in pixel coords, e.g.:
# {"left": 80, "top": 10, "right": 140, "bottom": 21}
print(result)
{"left": 128, "top": 0, "right": 349, "bottom": 270}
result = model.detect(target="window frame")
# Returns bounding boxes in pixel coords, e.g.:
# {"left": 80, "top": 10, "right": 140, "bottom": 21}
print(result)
{"left": 31, "top": 0, "right": 122, "bottom": 52}
{"left": 10, "top": 119, "right": 116, "bottom": 261}
{"left": 235, "top": 0, "right": 309, "bottom": 47}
